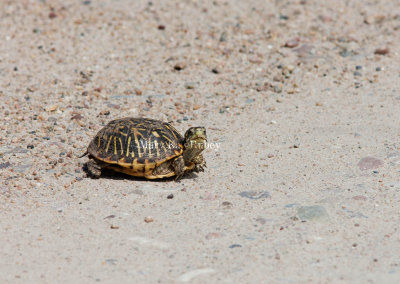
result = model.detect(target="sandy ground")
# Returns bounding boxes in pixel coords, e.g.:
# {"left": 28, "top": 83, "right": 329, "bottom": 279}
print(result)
{"left": 1, "top": 0, "right": 400, "bottom": 283}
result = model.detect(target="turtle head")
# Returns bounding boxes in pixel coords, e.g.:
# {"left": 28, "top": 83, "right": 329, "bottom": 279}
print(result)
{"left": 182, "top": 127, "right": 207, "bottom": 163}
{"left": 184, "top": 127, "right": 207, "bottom": 149}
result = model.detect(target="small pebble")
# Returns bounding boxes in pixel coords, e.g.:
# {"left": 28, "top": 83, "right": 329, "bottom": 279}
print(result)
{"left": 297, "top": 205, "right": 330, "bottom": 222}
{"left": 376, "top": 67, "right": 381, "bottom": 71}
{"left": 0, "top": 162, "right": 11, "bottom": 169}
{"left": 144, "top": 216, "right": 154, "bottom": 223}
{"left": 104, "top": 215, "right": 115, "bottom": 219}
{"left": 358, "top": 157, "right": 383, "bottom": 170}
{"left": 110, "top": 225, "right": 119, "bottom": 229}
{"left": 174, "top": 63, "right": 185, "bottom": 71}
{"left": 284, "top": 38, "right": 300, "bottom": 48}
{"left": 167, "top": 194, "right": 174, "bottom": 199}
{"left": 157, "top": 24, "right": 166, "bottom": 30}
{"left": 374, "top": 47, "right": 389, "bottom": 55}
{"left": 49, "top": 12, "right": 57, "bottom": 19}
{"left": 184, "top": 82, "right": 196, "bottom": 89}
{"left": 229, "top": 244, "right": 242, "bottom": 248}
{"left": 239, "top": 191, "right": 270, "bottom": 200}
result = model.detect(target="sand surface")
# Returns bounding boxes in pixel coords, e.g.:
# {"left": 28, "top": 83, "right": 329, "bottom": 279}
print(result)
{"left": 1, "top": 0, "right": 400, "bottom": 283}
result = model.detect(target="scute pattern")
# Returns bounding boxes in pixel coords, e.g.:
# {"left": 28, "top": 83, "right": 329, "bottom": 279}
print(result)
{"left": 88, "top": 118, "right": 184, "bottom": 166}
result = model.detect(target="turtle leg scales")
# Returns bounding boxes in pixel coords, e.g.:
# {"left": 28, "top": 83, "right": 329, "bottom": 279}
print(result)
{"left": 173, "top": 156, "right": 185, "bottom": 180}
{"left": 191, "top": 154, "right": 206, "bottom": 172}
{"left": 87, "top": 159, "right": 103, "bottom": 178}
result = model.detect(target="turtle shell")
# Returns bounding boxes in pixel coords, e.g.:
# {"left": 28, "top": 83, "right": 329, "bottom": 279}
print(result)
{"left": 87, "top": 118, "right": 184, "bottom": 176}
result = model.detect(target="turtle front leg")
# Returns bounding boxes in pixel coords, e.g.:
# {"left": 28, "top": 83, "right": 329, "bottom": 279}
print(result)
{"left": 86, "top": 159, "right": 104, "bottom": 178}
{"left": 172, "top": 156, "right": 185, "bottom": 180}
{"left": 192, "top": 154, "right": 206, "bottom": 172}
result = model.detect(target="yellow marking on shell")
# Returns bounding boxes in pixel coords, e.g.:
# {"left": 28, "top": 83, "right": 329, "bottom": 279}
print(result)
{"left": 118, "top": 131, "right": 128, "bottom": 136}
{"left": 105, "top": 136, "right": 112, "bottom": 153}
{"left": 155, "top": 140, "right": 159, "bottom": 158}
{"left": 119, "top": 137, "right": 123, "bottom": 155}
{"left": 97, "top": 136, "right": 101, "bottom": 147}
{"left": 174, "top": 149, "right": 181, "bottom": 156}
{"left": 168, "top": 126, "right": 179, "bottom": 140}
{"left": 147, "top": 136, "right": 153, "bottom": 158}
{"left": 152, "top": 131, "right": 160, "bottom": 138}
{"left": 161, "top": 135, "right": 174, "bottom": 145}
{"left": 160, "top": 141, "right": 168, "bottom": 155}
{"left": 126, "top": 136, "right": 131, "bottom": 157}
{"left": 114, "top": 136, "right": 117, "bottom": 155}
{"left": 134, "top": 132, "right": 141, "bottom": 158}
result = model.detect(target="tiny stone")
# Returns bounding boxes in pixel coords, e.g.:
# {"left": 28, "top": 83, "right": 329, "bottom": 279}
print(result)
{"left": 167, "top": 194, "right": 174, "bottom": 199}
{"left": 229, "top": 244, "right": 242, "bottom": 248}
{"left": 376, "top": 67, "right": 381, "bottom": 71}
{"left": 239, "top": 191, "right": 270, "bottom": 200}
{"left": 358, "top": 157, "right": 383, "bottom": 170}
{"left": 144, "top": 216, "right": 154, "bottom": 223}
{"left": 211, "top": 68, "right": 219, "bottom": 74}
{"left": 184, "top": 82, "right": 196, "bottom": 89}
{"left": 49, "top": 12, "right": 57, "bottom": 19}
{"left": 27, "top": 144, "right": 34, "bottom": 149}
{"left": 174, "top": 63, "right": 185, "bottom": 71}
{"left": 284, "top": 38, "right": 300, "bottom": 48}
{"left": 0, "top": 162, "right": 11, "bottom": 169}
{"left": 157, "top": 24, "right": 166, "bottom": 30}
{"left": 110, "top": 225, "right": 119, "bottom": 229}
{"left": 374, "top": 47, "right": 389, "bottom": 55}
{"left": 355, "top": 65, "right": 362, "bottom": 70}
{"left": 353, "top": 71, "right": 362, "bottom": 76}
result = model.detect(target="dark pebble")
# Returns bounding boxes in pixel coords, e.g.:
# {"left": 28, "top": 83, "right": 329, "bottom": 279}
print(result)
{"left": 353, "top": 71, "right": 362, "bottom": 77}
{"left": 183, "top": 116, "right": 189, "bottom": 121}
{"left": 167, "top": 194, "right": 174, "bottom": 199}
{"left": 104, "top": 215, "right": 115, "bottom": 219}
{"left": 82, "top": 0, "right": 91, "bottom": 4}
{"left": 27, "top": 144, "right": 34, "bottom": 149}
{"left": 49, "top": 12, "right": 57, "bottom": 19}
{"left": 174, "top": 64, "right": 184, "bottom": 71}
{"left": 158, "top": 25, "right": 166, "bottom": 30}
{"left": 0, "top": 162, "right": 11, "bottom": 169}
{"left": 229, "top": 244, "right": 242, "bottom": 248}
{"left": 211, "top": 68, "right": 219, "bottom": 74}
{"left": 279, "top": 15, "right": 289, "bottom": 20}
{"left": 14, "top": 67, "right": 18, "bottom": 71}
{"left": 374, "top": 48, "right": 389, "bottom": 55}
{"left": 42, "top": 137, "right": 50, "bottom": 140}
{"left": 376, "top": 67, "right": 381, "bottom": 71}
{"left": 355, "top": 65, "right": 362, "bottom": 70}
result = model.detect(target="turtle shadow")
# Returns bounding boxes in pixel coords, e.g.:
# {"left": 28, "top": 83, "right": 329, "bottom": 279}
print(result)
{"left": 82, "top": 163, "right": 199, "bottom": 182}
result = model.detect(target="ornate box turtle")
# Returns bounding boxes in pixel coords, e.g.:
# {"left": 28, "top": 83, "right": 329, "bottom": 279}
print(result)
{"left": 83, "top": 117, "right": 207, "bottom": 180}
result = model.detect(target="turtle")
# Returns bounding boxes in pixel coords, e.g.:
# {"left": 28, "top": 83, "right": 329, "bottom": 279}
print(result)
{"left": 82, "top": 117, "right": 207, "bottom": 180}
